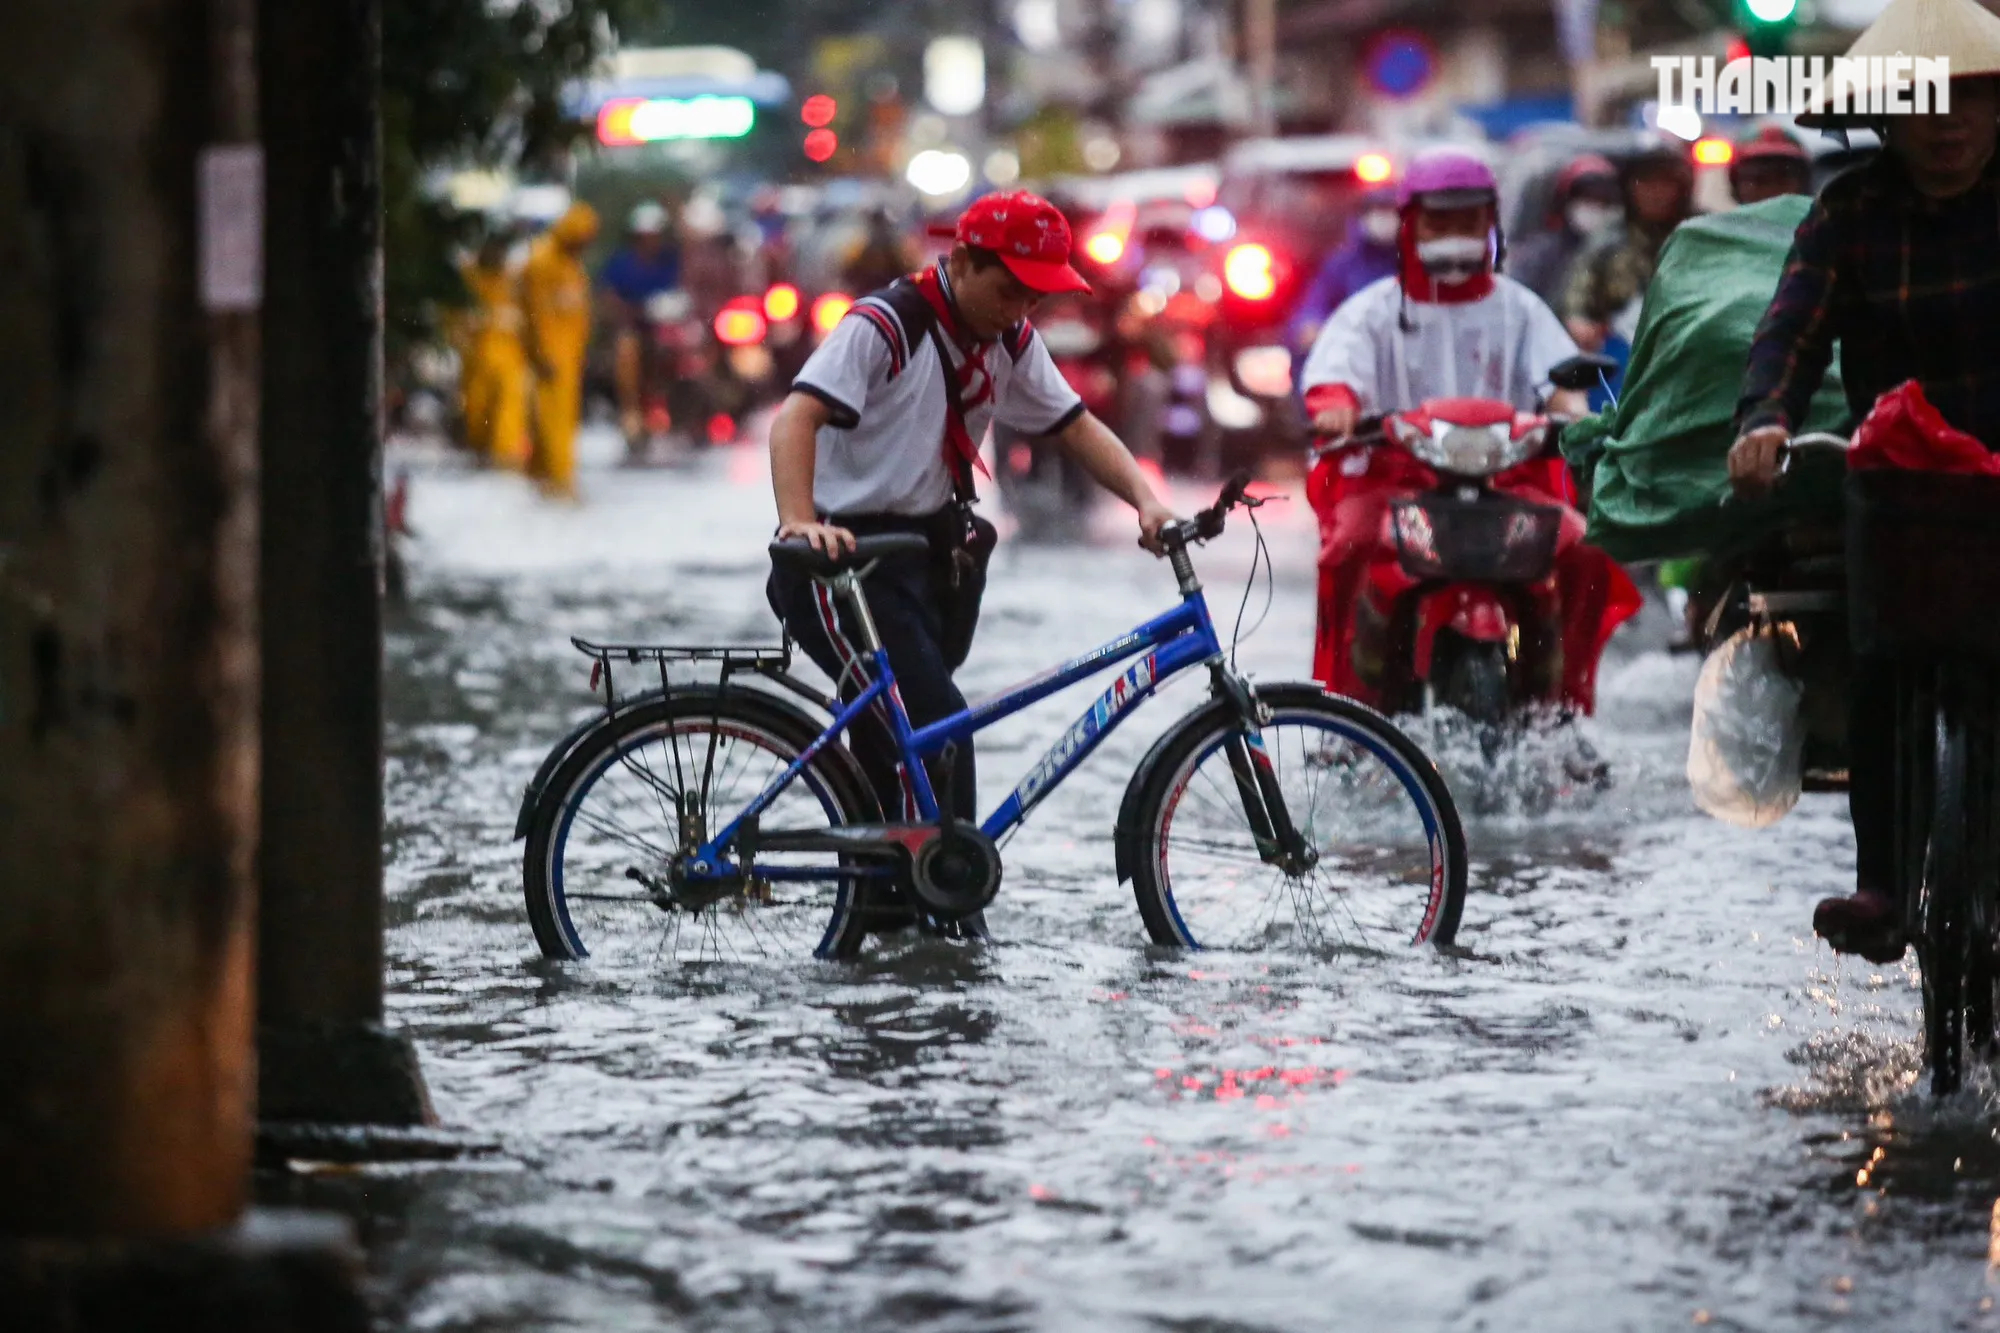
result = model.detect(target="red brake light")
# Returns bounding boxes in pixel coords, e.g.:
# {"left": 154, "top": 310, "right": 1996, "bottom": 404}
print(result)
{"left": 714, "top": 299, "right": 768, "bottom": 346}
{"left": 811, "top": 292, "right": 852, "bottom": 335}
{"left": 596, "top": 98, "right": 646, "bottom": 147}
{"left": 763, "top": 283, "right": 801, "bottom": 322}
{"left": 1223, "top": 243, "right": 1277, "bottom": 301}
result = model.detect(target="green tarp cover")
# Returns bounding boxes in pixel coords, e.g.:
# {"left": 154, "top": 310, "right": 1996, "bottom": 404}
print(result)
{"left": 1559, "top": 194, "right": 1851, "bottom": 563}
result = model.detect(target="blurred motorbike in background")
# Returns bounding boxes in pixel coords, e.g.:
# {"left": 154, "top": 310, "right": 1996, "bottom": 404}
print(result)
{"left": 993, "top": 286, "right": 1111, "bottom": 540}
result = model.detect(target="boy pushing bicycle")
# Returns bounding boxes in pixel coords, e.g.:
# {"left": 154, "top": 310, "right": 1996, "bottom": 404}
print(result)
{"left": 765, "top": 191, "right": 1175, "bottom": 832}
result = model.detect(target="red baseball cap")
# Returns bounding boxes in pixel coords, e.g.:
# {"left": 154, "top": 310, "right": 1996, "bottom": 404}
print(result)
{"left": 954, "top": 191, "right": 1091, "bottom": 294}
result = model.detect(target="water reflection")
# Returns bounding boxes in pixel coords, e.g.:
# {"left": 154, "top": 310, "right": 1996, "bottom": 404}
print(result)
{"left": 310, "top": 447, "right": 2000, "bottom": 1330}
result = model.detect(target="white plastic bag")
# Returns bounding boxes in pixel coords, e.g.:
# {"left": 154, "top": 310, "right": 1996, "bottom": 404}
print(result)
{"left": 1687, "top": 625, "right": 1806, "bottom": 828}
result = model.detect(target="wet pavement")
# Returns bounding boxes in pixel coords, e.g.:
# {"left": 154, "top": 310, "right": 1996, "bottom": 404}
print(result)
{"left": 273, "top": 431, "right": 2000, "bottom": 1331}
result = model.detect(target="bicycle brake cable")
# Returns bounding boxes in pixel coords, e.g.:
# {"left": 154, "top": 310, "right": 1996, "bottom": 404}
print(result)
{"left": 1229, "top": 504, "right": 1276, "bottom": 669}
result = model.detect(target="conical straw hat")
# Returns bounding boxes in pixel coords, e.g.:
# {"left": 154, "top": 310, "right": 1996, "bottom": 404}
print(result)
{"left": 1798, "top": 0, "right": 2000, "bottom": 125}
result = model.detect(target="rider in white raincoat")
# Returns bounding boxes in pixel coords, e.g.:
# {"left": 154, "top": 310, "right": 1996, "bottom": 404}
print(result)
{"left": 1300, "top": 151, "right": 1579, "bottom": 422}
{"left": 1297, "top": 147, "right": 1632, "bottom": 712}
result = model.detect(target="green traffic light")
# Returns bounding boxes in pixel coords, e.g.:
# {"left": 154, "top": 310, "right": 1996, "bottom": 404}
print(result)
{"left": 1746, "top": 0, "right": 1796, "bottom": 22}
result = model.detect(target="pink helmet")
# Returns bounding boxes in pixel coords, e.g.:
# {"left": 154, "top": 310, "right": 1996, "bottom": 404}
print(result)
{"left": 1397, "top": 147, "right": 1498, "bottom": 211}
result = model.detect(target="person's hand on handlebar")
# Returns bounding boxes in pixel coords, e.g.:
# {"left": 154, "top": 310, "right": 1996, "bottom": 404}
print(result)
{"left": 1728, "top": 424, "right": 1790, "bottom": 498}
{"left": 1136, "top": 499, "right": 1176, "bottom": 556}
{"left": 1311, "top": 401, "right": 1358, "bottom": 440}
{"left": 777, "top": 519, "right": 856, "bottom": 556}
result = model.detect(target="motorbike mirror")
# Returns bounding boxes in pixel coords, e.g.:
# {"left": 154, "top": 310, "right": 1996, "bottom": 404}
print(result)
{"left": 1546, "top": 353, "right": 1619, "bottom": 393}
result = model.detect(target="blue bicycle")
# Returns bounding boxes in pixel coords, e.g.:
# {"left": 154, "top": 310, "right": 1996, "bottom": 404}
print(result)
{"left": 516, "top": 475, "right": 1467, "bottom": 964}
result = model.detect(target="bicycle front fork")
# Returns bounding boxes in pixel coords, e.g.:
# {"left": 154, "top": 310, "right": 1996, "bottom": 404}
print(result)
{"left": 1213, "top": 665, "right": 1317, "bottom": 874}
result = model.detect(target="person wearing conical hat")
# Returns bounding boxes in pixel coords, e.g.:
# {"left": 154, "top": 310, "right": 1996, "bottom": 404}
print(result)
{"left": 1729, "top": 0, "right": 2000, "bottom": 965}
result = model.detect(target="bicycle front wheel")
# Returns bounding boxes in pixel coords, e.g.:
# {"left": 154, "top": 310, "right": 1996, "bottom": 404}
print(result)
{"left": 1128, "top": 685, "right": 1467, "bottom": 952}
{"left": 1912, "top": 664, "right": 2000, "bottom": 1097}
{"left": 521, "top": 689, "right": 882, "bottom": 965}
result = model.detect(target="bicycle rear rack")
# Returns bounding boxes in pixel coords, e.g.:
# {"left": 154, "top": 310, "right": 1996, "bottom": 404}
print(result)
{"left": 570, "top": 636, "right": 797, "bottom": 711}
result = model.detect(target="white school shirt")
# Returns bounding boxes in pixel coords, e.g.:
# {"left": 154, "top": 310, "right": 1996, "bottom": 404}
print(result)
{"left": 1299, "top": 274, "right": 1580, "bottom": 415}
{"left": 791, "top": 269, "right": 1086, "bottom": 516}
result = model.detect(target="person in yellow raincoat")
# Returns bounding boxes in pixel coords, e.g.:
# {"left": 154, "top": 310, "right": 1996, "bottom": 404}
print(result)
{"left": 521, "top": 201, "right": 599, "bottom": 497}
{"left": 456, "top": 231, "right": 532, "bottom": 469}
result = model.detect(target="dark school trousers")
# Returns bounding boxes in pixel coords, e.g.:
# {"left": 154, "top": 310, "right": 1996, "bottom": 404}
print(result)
{"left": 1849, "top": 656, "right": 1893, "bottom": 896}
{"left": 767, "top": 548, "right": 976, "bottom": 823}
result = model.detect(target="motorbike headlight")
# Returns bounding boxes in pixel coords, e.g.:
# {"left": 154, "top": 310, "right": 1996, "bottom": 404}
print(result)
{"left": 645, "top": 290, "right": 693, "bottom": 323}
{"left": 1039, "top": 319, "right": 1103, "bottom": 357}
{"left": 1206, "top": 376, "right": 1264, "bottom": 431}
{"left": 1425, "top": 422, "right": 1512, "bottom": 476}
{"left": 727, "top": 344, "right": 774, "bottom": 381}
{"left": 1232, "top": 346, "right": 1293, "bottom": 399}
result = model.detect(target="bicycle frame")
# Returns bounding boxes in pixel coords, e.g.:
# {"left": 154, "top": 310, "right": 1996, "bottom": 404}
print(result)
{"left": 687, "top": 585, "right": 1228, "bottom": 879}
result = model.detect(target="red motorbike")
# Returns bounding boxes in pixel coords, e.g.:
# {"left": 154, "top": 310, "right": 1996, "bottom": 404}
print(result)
{"left": 1308, "top": 355, "right": 1639, "bottom": 739}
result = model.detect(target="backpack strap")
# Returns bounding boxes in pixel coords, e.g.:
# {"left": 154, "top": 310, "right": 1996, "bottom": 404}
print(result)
{"left": 858, "top": 278, "right": 937, "bottom": 383}
{"left": 869, "top": 275, "right": 981, "bottom": 506}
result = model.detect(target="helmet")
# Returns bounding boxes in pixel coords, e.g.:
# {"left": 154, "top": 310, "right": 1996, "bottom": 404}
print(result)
{"left": 549, "top": 201, "right": 600, "bottom": 248}
{"left": 1395, "top": 149, "right": 1502, "bottom": 304}
{"left": 1734, "top": 125, "right": 1809, "bottom": 167}
{"left": 1553, "top": 153, "right": 1619, "bottom": 202}
{"left": 1397, "top": 148, "right": 1498, "bottom": 212}
{"left": 681, "top": 195, "right": 727, "bottom": 238}
{"left": 628, "top": 201, "right": 669, "bottom": 235}
{"left": 1622, "top": 132, "right": 1694, "bottom": 183}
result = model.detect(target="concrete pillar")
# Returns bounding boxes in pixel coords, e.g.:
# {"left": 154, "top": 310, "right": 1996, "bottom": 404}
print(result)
{"left": 0, "top": 0, "right": 260, "bottom": 1235}
{"left": 257, "top": 0, "right": 431, "bottom": 1126}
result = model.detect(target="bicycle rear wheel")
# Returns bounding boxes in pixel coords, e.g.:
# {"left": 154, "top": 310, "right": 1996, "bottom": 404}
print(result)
{"left": 521, "top": 689, "right": 882, "bottom": 965}
{"left": 1128, "top": 685, "right": 1467, "bottom": 952}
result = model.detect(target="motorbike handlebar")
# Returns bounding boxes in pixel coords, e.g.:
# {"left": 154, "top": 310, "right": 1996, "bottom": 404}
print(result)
{"left": 1311, "top": 411, "right": 1570, "bottom": 463}
{"left": 1309, "top": 415, "right": 1387, "bottom": 457}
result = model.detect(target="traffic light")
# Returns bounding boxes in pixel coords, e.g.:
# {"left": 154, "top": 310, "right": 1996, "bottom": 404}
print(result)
{"left": 801, "top": 94, "right": 837, "bottom": 128}
{"left": 1738, "top": 0, "right": 1797, "bottom": 60}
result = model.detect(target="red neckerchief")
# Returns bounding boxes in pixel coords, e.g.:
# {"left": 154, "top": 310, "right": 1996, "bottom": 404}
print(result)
{"left": 1395, "top": 214, "right": 1495, "bottom": 305}
{"left": 912, "top": 263, "right": 993, "bottom": 482}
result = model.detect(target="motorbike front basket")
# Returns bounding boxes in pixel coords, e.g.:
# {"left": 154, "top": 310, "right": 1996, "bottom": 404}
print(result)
{"left": 1390, "top": 495, "right": 1564, "bottom": 584}
{"left": 1846, "top": 468, "right": 2000, "bottom": 662}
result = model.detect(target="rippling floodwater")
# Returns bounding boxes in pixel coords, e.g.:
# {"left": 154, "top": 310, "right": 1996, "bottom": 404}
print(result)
{"left": 277, "top": 434, "right": 2000, "bottom": 1331}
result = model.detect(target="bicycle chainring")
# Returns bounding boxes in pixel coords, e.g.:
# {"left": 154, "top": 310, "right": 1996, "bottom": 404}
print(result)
{"left": 910, "top": 827, "right": 1003, "bottom": 921}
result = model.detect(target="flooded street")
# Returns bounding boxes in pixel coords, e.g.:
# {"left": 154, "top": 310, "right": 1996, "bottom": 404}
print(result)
{"left": 290, "top": 433, "right": 2000, "bottom": 1331}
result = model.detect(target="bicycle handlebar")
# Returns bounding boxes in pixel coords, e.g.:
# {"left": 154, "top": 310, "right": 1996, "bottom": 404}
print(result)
{"left": 1193, "top": 470, "right": 1252, "bottom": 539}
{"left": 1163, "top": 469, "right": 1267, "bottom": 551}
{"left": 1776, "top": 432, "right": 1852, "bottom": 478}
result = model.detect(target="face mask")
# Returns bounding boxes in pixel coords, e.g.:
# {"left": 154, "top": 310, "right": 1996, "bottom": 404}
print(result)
{"left": 1415, "top": 235, "right": 1489, "bottom": 282}
{"left": 1361, "top": 209, "right": 1400, "bottom": 245}
{"left": 1565, "top": 201, "right": 1620, "bottom": 236}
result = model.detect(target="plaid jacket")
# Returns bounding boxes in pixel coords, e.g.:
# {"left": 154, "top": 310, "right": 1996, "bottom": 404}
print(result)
{"left": 1737, "top": 153, "right": 2000, "bottom": 441}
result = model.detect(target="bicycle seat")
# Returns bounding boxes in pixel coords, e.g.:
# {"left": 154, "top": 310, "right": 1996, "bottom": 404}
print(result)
{"left": 768, "top": 532, "right": 931, "bottom": 577}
